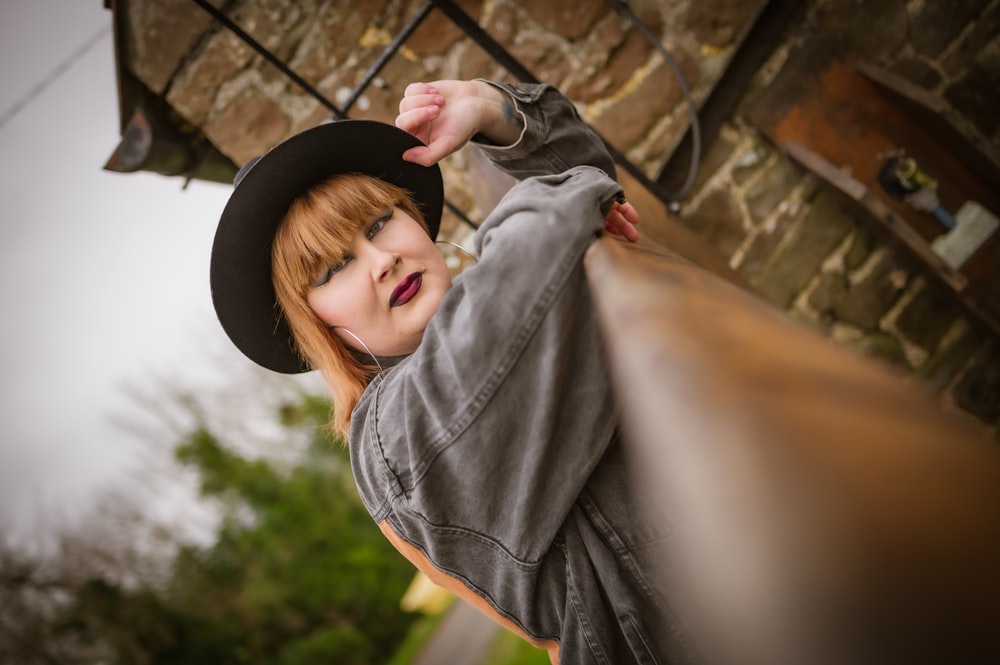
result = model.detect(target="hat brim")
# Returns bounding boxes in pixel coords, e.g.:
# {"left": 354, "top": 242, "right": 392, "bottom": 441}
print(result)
{"left": 210, "top": 120, "right": 444, "bottom": 374}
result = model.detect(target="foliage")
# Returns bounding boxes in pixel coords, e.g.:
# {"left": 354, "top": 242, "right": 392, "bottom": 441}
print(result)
{"left": 385, "top": 609, "right": 452, "bottom": 665}
{"left": 480, "top": 630, "right": 552, "bottom": 665}
{"left": 2, "top": 392, "right": 418, "bottom": 664}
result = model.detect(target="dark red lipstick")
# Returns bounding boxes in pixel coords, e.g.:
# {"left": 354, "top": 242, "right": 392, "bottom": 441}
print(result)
{"left": 390, "top": 272, "right": 422, "bottom": 307}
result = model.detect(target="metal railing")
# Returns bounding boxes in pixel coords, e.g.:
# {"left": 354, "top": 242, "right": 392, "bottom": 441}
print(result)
{"left": 189, "top": 0, "right": 683, "bottom": 231}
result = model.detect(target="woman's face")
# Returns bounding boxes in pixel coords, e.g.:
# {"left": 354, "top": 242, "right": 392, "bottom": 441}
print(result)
{"left": 306, "top": 206, "right": 451, "bottom": 357}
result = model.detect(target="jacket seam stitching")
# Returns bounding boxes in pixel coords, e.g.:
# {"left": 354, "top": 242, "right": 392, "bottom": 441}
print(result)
{"left": 392, "top": 500, "right": 548, "bottom": 569}
{"left": 403, "top": 217, "right": 598, "bottom": 487}
{"left": 387, "top": 513, "right": 561, "bottom": 644}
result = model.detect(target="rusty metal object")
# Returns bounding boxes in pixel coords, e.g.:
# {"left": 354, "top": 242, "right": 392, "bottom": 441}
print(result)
{"left": 747, "top": 34, "right": 1000, "bottom": 342}
{"left": 782, "top": 141, "right": 968, "bottom": 291}
{"left": 104, "top": 109, "right": 153, "bottom": 173}
{"left": 585, "top": 236, "right": 1000, "bottom": 665}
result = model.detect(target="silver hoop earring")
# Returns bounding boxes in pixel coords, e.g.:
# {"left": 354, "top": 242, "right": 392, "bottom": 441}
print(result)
{"left": 435, "top": 240, "right": 479, "bottom": 264}
{"left": 336, "top": 327, "right": 383, "bottom": 373}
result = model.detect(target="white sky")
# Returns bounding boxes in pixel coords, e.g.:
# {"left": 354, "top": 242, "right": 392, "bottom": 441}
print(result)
{"left": 0, "top": 1, "right": 249, "bottom": 539}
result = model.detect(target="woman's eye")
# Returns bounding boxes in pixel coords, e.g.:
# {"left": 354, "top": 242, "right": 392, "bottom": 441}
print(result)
{"left": 367, "top": 210, "right": 392, "bottom": 240}
{"left": 314, "top": 258, "right": 348, "bottom": 287}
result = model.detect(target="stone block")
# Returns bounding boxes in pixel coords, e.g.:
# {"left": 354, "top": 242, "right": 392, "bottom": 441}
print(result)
{"left": 290, "top": 1, "right": 388, "bottom": 86}
{"left": 255, "top": 4, "right": 315, "bottom": 81}
{"left": 520, "top": 0, "right": 607, "bottom": 41}
{"left": 455, "top": 41, "right": 501, "bottom": 81}
{"left": 123, "top": 0, "right": 219, "bottom": 94}
{"left": 509, "top": 33, "right": 573, "bottom": 88}
{"left": 753, "top": 190, "right": 855, "bottom": 307}
{"left": 563, "top": 11, "right": 659, "bottom": 103}
{"left": 843, "top": 227, "right": 875, "bottom": 271}
{"left": 407, "top": 0, "right": 482, "bottom": 56}
{"left": 847, "top": 330, "right": 911, "bottom": 371}
{"left": 730, "top": 137, "right": 773, "bottom": 187}
{"left": 166, "top": 0, "right": 316, "bottom": 126}
{"left": 165, "top": 24, "right": 256, "bottom": 127}
{"left": 817, "top": 0, "right": 909, "bottom": 63}
{"left": 691, "top": 126, "right": 739, "bottom": 194}
{"left": 682, "top": 188, "right": 747, "bottom": 258}
{"left": 941, "top": 1, "right": 1000, "bottom": 76}
{"left": 483, "top": 2, "right": 518, "bottom": 48}
{"left": 682, "top": 0, "right": 765, "bottom": 48}
{"left": 910, "top": 0, "right": 991, "bottom": 58}
{"left": 918, "top": 323, "right": 984, "bottom": 394}
{"left": 952, "top": 346, "right": 1000, "bottom": 423}
{"left": 834, "top": 256, "right": 909, "bottom": 330}
{"left": 737, "top": 208, "right": 796, "bottom": 279}
{"left": 895, "top": 282, "right": 961, "bottom": 352}
{"left": 591, "top": 47, "right": 701, "bottom": 151}
{"left": 204, "top": 89, "right": 291, "bottom": 165}
{"left": 744, "top": 155, "right": 801, "bottom": 223}
{"left": 944, "top": 41, "right": 1000, "bottom": 139}
{"left": 889, "top": 56, "right": 943, "bottom": 89}
{"left": 809, "top": 270, "right": 848, "bottom": 314}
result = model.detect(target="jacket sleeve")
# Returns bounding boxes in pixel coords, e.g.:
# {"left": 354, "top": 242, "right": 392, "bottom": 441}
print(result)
{"left": 350, "top": 166, "right": 623, "bottom": 562}
{"left": 473, "top": 80, "right": 618, "bottom": 181}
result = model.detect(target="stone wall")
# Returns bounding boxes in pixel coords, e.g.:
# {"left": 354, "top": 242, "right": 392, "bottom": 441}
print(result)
{"left": 683, "top": 129, "right": 1000, "bottom": 430}
{"left": 680, "top": 0, "right": 1000, "bottom": 431}
{"left": 121, "top": 0, "right": 766, "bottom": 230}
{"left": 117, "top": 0, "right": 999, "bottom": 430}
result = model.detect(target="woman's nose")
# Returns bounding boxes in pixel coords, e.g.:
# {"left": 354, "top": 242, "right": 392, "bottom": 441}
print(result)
{"left": 366, "top": 244, "right": 399, "bottom": 282}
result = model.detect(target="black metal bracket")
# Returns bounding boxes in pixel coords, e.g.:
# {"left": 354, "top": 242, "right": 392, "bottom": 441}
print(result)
{"left": 189, "top": 0, "right": 680, "bottom": 224}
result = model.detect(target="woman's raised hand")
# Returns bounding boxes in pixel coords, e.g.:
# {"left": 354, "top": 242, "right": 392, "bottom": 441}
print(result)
{"left": 397, "top": 79, "right": 639, "bottom": 241}
{"left": 397, "top": 80, "right": 522, "bottom": 166}
{"left": 396, "top": 80, "right": 482, "bottom": 166}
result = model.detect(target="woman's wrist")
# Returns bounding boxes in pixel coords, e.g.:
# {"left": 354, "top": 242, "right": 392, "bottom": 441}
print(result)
{"left": 471, "top": 80, "right": 524, "bottom": 148}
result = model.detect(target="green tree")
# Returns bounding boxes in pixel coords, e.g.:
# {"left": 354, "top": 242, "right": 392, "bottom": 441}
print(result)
{"left": 165, "top": 393, "right": 417, "bottom": 664}
{"left": 11, "top": 391, "right": 418, "bottom": 664}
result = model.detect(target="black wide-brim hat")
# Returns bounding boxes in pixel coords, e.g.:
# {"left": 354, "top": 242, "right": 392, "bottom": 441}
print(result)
{"left": 210, "top": 120, "right": 444, "bottom": 374}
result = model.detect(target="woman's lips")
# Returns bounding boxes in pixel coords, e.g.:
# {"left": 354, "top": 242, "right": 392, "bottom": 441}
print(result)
{"left": 390, "top": 272, "right": 422, "bottom": 307}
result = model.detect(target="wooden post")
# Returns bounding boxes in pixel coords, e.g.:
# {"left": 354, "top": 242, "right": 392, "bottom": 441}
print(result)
{"left": 585, "top": 236, "right": 1000, "bottom": 665}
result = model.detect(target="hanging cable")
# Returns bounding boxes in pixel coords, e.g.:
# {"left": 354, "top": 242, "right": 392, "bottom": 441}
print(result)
{"left": 0, "top": 25, "right": 111, "bottom": 132}
{"left": 430, "top": 0, "right": 678, "bottom": 208}
{"left": 607, "top": 0, "right": 702, "bottom": 203}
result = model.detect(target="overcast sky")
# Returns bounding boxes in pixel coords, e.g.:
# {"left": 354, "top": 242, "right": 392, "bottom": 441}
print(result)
{"left": 0, "top": 2, "right": 257, "bottom": 542}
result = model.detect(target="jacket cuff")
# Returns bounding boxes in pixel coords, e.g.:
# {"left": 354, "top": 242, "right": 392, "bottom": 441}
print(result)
{"left": 471, "top": 79, "right": 550, "bottom": 159}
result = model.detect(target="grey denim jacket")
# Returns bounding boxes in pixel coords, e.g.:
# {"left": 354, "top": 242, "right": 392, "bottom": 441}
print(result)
{"left": 349, "top": 82, "right": 693, "bottom": 665}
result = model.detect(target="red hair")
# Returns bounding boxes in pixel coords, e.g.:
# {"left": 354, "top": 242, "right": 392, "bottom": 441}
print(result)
{"left": 271, "top": 173, "right": 428, "bottom": 436}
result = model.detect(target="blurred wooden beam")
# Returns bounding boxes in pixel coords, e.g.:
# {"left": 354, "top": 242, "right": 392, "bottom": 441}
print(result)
{"left": 585, "top": 235, "right": 1000, "bottom": 665}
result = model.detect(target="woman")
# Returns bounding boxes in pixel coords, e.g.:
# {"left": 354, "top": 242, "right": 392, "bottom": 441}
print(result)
{"left": 211, "top": 79, "right": 693, "bottom": 664}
